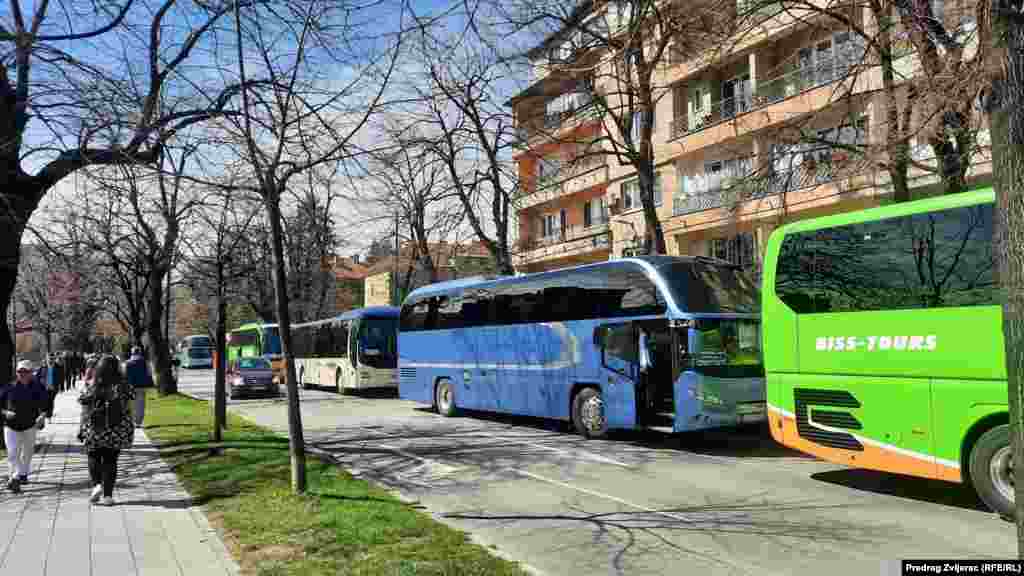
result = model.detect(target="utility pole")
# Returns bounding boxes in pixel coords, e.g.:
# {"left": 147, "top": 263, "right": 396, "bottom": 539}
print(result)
{"left": 392, "top": 210, "right": 399, "bottom": 306}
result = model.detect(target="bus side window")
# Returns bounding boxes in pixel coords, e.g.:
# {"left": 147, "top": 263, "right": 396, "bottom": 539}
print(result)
{"left": 334, "top": 322, "right": 348, "bottom": 357}
{"left": 599, "top": 323, "right": 637, "bottom": 378}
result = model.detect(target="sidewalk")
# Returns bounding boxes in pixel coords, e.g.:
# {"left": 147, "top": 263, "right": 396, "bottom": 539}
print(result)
{"left": 0, "top": 389, "right": 240, "bottom": 576}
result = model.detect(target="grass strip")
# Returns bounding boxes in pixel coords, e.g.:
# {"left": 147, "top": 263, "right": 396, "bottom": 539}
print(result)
{"left": 143, "top": 391, "right": 528, "bottom": 576}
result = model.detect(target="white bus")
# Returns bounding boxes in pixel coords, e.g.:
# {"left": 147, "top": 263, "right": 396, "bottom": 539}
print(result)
{"left": 177, "top": 334, "right": 213, "bottom": 369}
{"left": 291, "top": 306, "right": 400, "bottom": 392}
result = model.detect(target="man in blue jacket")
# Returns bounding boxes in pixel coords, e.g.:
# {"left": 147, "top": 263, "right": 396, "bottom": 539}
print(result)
{"left": 1, "top": 360, "right": 48, "bottom": 492}
{"left": 124, "top": 347, "right": 153, "bottom": 427}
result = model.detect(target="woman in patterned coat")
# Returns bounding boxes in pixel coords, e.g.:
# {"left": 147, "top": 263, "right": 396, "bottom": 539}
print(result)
{"left": 78, "top": 355, "right": 135, "bottom": 506}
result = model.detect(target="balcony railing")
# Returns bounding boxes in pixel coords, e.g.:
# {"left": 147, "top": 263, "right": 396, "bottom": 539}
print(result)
{"left": 669, "top": 93, "right": 753, "bottom": 140}
{"left": 753, "top": 58, "right": 855, "bottom": 107}
{"left": 519, "top": 220, "right": 611, "bottom": 253}
{"left": 669, "top": 59, "right": 858, "bottom": 141}
{"left": 672, "top": 151, "right": 871, "bottom": 216}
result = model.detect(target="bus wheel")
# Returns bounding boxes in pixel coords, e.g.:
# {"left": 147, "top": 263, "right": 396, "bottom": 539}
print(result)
{"left": 335, "top": 371, "right": 342, "bottom": 394}
{"left": 572, "top": 387, "right": 607, "bottom": 439}
{"left": 435, "top": 379, "right": 457, "bottom": 417}
{"left": 969, "top": 424, "right": 1015, "bottom": 518}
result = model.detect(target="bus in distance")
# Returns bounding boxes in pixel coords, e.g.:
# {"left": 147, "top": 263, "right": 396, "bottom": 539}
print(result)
{"left": 227, "top": 322, "right": 283, "bottom": 381}
{"left": 398, "top": 256, "right": 765, "bottom": 438}
{"left": 177, "top": 334, "right": 213, "bottom": 369}
{"left": 760, "top": 187, "right": 1010, "bottom": 516}
{"left": 290, "top": 306, "right": 400, "bottom": 392}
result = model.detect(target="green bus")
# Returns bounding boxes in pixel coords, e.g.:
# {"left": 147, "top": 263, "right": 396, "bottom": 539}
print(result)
{"left": 761, "top": 187, "right": 1010, "bottom": 516}
{"left": 227, "top": 322, "right": 284, "bottom": 381}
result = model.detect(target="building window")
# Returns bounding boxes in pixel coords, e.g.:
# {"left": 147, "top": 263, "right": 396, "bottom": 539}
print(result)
{"left": 709, "top": 232, "right": 756, "bottom": 270}
{"left": 584, "top": 197, "right": 608, "bottom": 228}
{"left": 622, "top": 173, "right": 662, "bottom": 210}
{"left": 630, "top": 108, "right": 656, "bottom": 143}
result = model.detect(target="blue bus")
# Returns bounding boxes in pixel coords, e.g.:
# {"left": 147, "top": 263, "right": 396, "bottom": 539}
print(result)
{"left": 398, "top": 256, "right": 765, "bottom": 438}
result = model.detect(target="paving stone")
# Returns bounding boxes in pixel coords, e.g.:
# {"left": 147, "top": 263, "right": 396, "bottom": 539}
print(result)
{"left": 0, "top": 388, "right": 240, "bottom": 576}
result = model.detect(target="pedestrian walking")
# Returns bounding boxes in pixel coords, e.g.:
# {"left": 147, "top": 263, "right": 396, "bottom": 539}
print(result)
{"left": 78, "top": 355, "right": 135, "bottom": 506}
{"left": 124, "top": 347, "right": 153, "bottom": 427}
{"left": 1, "top": 360, "right": 49, "bottom": 492}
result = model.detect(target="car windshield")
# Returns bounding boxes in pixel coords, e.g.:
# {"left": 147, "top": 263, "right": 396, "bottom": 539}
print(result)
{"left": 238, "top": 357, "right": 271, "bottom": 370}
{"left": 659, "top": 261, "right": 760, "bottom": 314}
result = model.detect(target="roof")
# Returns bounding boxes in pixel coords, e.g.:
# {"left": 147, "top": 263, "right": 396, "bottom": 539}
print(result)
{"left": 363, "top": 241, "right": 492, "bottom": 276}
{"left": 329, "top": 256, "right": 370, "bottom": 280}
{"left": 292, "top": 306, "right": 401, "bottom": 328}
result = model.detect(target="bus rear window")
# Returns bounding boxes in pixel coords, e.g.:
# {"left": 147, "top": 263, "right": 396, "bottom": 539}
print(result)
{"left": 660, "top": 262, "right": 760, "bottom": 314}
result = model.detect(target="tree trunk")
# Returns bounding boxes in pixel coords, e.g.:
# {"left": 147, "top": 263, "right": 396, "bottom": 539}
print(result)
{"left": 214, "top": 283, "right": 227, "bottom": 445}
{"left": 147, "top": 267, "right": 175, "bottom": 395}
{"left": 264, "top": 189, "right": 306, "bottom": 493}
{"left": 988, "top": 0, "right": 1024, "bottom": 552}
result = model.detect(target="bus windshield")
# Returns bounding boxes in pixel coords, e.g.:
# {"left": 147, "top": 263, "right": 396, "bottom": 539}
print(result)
{"left": 263, "top": 327, "right": 282, "bottom": 355}
{"left": 686, "top": 318, "right": 762, "bottom": 369}
{"left": 231, "top": 331, "right": 259, "bottom": 347}
{"left": 359, "top": 317, "right": 397, "bottom": 368}
{"left": 188, "top": 347, "right": 211, "bottom": 359}
{"left": 659, "top": 261, "right": 759, "bottom": 314}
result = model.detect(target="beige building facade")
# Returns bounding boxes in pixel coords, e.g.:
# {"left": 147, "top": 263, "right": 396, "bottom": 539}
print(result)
{"left": 510, "top": 0, "right": 989, "bottom": 275}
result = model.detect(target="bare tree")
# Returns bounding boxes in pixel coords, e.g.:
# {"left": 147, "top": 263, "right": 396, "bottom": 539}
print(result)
{"left": 0, "top": 0, "right": 265, "bottom": 378}
{"left": 364, "top": 123, "right": 465, "bottom": 292}
{"left": 220, "top": 0, "right": 403, "bottom": 492}
{"left": 179, "top": 184, "right": 263, "bottom": 443}
{"left": 408, "top": 30, "right": 520, "bottom": 274}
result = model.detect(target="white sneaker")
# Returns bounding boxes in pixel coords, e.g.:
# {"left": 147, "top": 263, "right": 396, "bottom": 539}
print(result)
{"left": 102, "top": 496, "right": 114, "bottom": 506}
{"left": 89, "top": 485, "right": 102, "bottom": 503}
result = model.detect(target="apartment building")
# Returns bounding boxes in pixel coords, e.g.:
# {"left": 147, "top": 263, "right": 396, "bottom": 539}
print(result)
{"left": 509, "top": 0, "right": 990, "bottom": 275}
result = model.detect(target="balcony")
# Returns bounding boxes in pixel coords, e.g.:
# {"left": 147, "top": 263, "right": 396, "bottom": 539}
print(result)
{"left": 517, "top": 221, "right": 612, "bottom": 263}
{"left": 518, "top": 103, "right": 601, "bottom": 143}
{"left": 668, "top": 59, "right": 858, "bottom": 142}
{"left": 521, "top": 160, "right": 609, "bottom": 210}
{"left": 672, "top": 151, "right": 871, "bottom": 216}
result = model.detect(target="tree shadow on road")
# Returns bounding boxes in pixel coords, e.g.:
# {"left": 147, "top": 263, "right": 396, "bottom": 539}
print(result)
{"left": 441, "top": 496, "right": 895, "bottom": 575}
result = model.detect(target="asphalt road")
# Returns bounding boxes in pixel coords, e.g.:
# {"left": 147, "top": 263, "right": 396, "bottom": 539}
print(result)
{"left": 176, "top": 368, "right": 1015, "bottom": 576}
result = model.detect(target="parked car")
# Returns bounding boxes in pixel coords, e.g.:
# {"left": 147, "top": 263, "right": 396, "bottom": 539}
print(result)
{"left": 228, "top": 357, "right": 280, "bottom": 399}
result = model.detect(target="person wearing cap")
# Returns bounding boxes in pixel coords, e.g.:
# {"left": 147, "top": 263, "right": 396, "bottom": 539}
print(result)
{"left": 1, "top": 360, "right": 48, "bottom": 492}
{"left": 124, "top": 346, "right": 153, "bottom": 427}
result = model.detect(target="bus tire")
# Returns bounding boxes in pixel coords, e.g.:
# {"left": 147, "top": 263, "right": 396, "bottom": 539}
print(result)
{"left": 335, "top": 370, "right": 342, "bottom": 394}
{"left": 572, "top": 387, "right": 608, "bottom": 439}
{"left": 969, "top": 424, "right": 1015, "bottom": 518}
{"left": 435, "top": 379, "right": 457, "bottom": 417}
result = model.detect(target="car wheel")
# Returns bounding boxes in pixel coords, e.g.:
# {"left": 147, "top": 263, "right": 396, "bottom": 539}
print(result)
{"left": 572, "top": 387, "right": 608, "bottom": 439}
{"left": 970, "top": 424, "right": 1015, "bottom": 518}
{"left": 435, "top": 379, "right": 457, "bottom": 417}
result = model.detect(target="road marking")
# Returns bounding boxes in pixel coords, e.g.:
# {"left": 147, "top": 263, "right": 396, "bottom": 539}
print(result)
{"left": 514, "top": 469, "right": 689, "bottom": 522}
{"left": 501, "top": 438, "right": 634, "bottom": 469}
{"left": 378, "top": 443, "right": 462, "bottom": 476}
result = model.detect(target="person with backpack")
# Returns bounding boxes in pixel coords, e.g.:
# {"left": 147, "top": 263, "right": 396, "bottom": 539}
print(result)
{"left": 124, "top": 346, "right": 153, "bottom": 427}
{"left": 1, "top": 360, "right": 48, "bottom": 492}
{"left": 78, "top": 355, "right": 135, "bottom": 505}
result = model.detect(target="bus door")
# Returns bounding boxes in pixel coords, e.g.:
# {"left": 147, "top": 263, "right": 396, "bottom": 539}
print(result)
{"left": 596, "top": 322, "right": 639, "bottom": 429}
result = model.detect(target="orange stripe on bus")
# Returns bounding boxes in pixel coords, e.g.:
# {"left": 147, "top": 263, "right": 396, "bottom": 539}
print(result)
{"left": 769, "top": 412, "right": 961, "bottom": 483}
